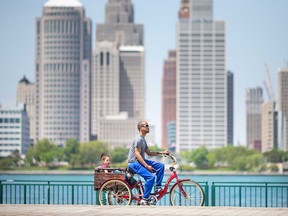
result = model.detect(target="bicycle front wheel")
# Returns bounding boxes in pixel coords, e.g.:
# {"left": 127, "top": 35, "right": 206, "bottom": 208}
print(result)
{"left": 170, "top": 179, "right": 205, "bottom": 206}
{"left": 98, "top": 179, "right": 132, "bottom": 205}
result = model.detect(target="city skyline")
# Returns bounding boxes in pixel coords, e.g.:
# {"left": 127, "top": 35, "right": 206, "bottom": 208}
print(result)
{"left": 0, "top": 0, "right": 287, "bottom": 146}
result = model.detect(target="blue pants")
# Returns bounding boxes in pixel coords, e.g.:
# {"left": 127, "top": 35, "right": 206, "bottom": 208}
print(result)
{"left": 128, "top": 159, "right": 165, "bottom": 199}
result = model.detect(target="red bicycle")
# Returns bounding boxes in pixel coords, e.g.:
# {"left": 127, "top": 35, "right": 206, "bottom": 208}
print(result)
{"left": 94, "top": 154, "right": 205, "bottom": 206}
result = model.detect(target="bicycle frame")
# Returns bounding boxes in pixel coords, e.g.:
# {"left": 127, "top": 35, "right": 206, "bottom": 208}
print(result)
{"left": 130, "top": 166, "right": 189, "bottom": 203}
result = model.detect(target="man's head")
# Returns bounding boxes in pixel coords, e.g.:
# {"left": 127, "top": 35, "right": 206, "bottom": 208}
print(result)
{"left": 137, "top": 121, "right": 150, "bottom": 134}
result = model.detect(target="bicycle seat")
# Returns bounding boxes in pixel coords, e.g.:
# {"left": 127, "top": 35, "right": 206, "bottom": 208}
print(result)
{"left": 127, "top": 166, "right": 136, "bottom": 175}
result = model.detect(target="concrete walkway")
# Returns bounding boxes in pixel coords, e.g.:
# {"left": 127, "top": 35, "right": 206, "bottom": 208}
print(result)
{"left": 1, "top": 205, "right": 288, "bottom": 216}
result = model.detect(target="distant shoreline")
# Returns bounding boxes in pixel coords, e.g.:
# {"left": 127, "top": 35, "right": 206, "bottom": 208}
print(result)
{"left": 1, "top": 170, "right": 287, "bottom": 176}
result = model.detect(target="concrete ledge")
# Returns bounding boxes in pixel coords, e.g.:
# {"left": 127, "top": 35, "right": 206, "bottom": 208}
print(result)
{"left": 1, "top": 205, "right": 288, "bottom": 216}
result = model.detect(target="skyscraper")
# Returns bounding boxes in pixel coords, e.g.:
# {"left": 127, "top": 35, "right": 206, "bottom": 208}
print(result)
{"left": 16, "top": 76, "right": 35, "bottom": 142}
{"left": 278, "top": 67, "right": 288, "bottom": 151}
{"left": 246, "top": 87, "right": 263, "bottom": 148}
{"left": 176, "top": 0, "right": 227, "bottom": 152}
{"left": 35, "top": 0, "right": 92, "bottom": 146}
{"left": 91, "top": 0, "right": 145, "bottom": 148}
{"left": 162, "top": 50, "right": 176, "bottom": 149}
{"left": 261, "top": 101, "right": 278, "bottom": 152}
{"left": 227, "top": 71, "right": 234, "bottom": 145}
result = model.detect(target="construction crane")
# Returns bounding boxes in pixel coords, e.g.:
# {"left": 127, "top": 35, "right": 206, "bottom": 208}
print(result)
{"left": 263, "top": 80, "right": 271, "bottom": 101}
{"left": 264, "top": 64, "right": 276, "bottom": 102}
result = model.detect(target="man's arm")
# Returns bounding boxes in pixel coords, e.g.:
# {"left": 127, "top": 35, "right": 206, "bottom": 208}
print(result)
{"left": 145, "top": 148, "right": 170, "bottom": 157}
{"left": 135, "top": 147, "right": 155, "bottom": 172}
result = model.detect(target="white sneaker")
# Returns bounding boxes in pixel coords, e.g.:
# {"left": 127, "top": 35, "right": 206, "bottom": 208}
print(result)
{"left": 140, "top": 198, "right": 149, "bottom": 206}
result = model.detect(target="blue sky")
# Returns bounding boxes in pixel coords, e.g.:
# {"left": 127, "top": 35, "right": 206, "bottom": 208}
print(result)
{"left": 0, "top": 0, "right": 287, "bottom": 146}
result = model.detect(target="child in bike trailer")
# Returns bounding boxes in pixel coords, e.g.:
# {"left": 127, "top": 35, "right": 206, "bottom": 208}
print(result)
{"left": 127, "top": 121, "right": 170, "bottom": 205}
{"left": 97, "top": 153, "right": 111, "bottom": 173}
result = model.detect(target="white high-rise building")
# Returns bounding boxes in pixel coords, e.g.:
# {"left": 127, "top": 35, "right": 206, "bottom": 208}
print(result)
{"left": 176, "top": 0, "right": 227, "bottom": 152}
{"left": 91, "top": 0, "right": 145, "bottom": 148}
{"left": 0, "top": 105, "right": 30, "bottom": 157}
{"left": 35, "top": 0, "right": 92, "bottom": 146}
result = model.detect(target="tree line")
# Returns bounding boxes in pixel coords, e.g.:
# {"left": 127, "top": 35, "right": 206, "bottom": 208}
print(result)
{"left": 0, "top": 139, "right": 288, "bottom": 171}
{"left": 180, "top": 146, "right": 288, "bottom": 171}
{"left": 0, "top": 138, "right": 128, "bottom": 169}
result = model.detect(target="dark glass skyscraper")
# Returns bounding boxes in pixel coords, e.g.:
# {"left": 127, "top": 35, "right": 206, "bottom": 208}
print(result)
{"left": 227, "top": 71, "right": 234, "bottom": 145}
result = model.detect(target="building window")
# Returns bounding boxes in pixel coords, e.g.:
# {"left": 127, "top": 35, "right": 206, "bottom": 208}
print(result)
{"left": 106, "top": 52, "right": 110, "bottom": 66}
{"left": 100, "top": 52, "right": 103, "bottom": 66}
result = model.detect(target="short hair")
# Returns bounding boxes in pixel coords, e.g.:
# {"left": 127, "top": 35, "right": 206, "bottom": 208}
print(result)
{"left": 137, "top": 121, "right": 145, "bottom": 131}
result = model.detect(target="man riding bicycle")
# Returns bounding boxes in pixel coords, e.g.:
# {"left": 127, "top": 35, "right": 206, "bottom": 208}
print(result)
{"left": 127, "top": 121, "right": 170, "bottom": 205}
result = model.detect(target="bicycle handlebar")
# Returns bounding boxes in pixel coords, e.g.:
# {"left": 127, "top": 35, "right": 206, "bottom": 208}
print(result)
{"left": 158, "top": 153, "right": 177, "bottom": 164}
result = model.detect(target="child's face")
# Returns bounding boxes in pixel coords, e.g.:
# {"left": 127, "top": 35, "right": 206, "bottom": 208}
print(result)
{"left": 103, "top": 157, "right": 111, "bottom": 166}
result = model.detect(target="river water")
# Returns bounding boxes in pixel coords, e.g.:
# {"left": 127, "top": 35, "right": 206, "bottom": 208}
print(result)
{"left": 1, "top": 173, "right": 287, "bottom": 184}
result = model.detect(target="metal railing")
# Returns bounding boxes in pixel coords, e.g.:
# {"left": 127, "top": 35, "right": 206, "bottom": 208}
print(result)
{"left": 1, "top": 180, "right": 287, "bottom": 207}
{"left": 211, "top": 182, "right": 288, "bottom": 207}
{"left": 0, "top": 180, "right": 98, "bottom": 205}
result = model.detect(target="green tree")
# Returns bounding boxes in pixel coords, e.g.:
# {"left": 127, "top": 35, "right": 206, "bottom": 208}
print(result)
{"left": 191, "top": 146, "right": 209, "bottom": 169}
{"left": 25, "top": 147, "right": 35, "bottom": 166}
{"left": 111, "top": 146, "right": 129, "bottom": 163}
{"left": 232, "top": 156, "right": 248, "bottom": 170}
{"left": 264, "top": 149, "right": 286, "bottom": 163}
{"left": 180, "top": 150, "right": 193, "bottom": 163}
{"left": 63, "top": 138, "right": 80, "bottom": 167}
{"left": 32, "top": 139, "right": 63, "bottom": 165}
{"left": 207, "top": 151, "right": 216, "bottom": 167}
{"left": 0, "top": 150, "right": 23, "bottom": 169}
{"left": 10, "top": 150, "right": 22, "bottom": 167}
{"left": 79, "top": 141, "right": 108, "bottom": 166}
{"left": 246, "top": 153, "right": 264, "bottom": 171}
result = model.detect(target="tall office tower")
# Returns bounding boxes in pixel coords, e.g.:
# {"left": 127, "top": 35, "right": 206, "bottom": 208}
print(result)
{"left": 91, "top": 0, "right": 145, "bottom": 148}
{"left": 227, "top": 71, "right": 234, "bottom": 145}
{"left": 0, "top": 104, "right": 30, "bottom": 157}
{"left": 176, "top": 0, "right": 227, "bottom": 152}
{"left": 261, "top": 101, "right": 278, "bottom": 152}
{"left": 278, "top": 67, "right": 288, "bottom": 151}
{"left": 16, "top": 76, "right": 35, "bottom": 142}
{"left": 162, "top": 50, "right": 176, "bottom": 149}
{"left": 35, "top": 0, "right": 92, "bottom": 146}
{"left": 246, "top": 87, "right": 263, "bottom": 148}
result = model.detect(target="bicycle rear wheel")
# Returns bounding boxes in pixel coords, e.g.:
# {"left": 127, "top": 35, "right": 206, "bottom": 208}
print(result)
{"left": 170, "top": 179, "right": 205, "bottom": 206}
{"left": 98, "top": 179, "right": 132, "bottom": 205}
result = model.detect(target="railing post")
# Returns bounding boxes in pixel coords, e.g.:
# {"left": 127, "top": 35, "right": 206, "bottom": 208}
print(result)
{"left": 265, "top": 183, "right": 268, "bottom": 207}
{"left": 47, "top": 181, "right": 50, "bottom": 205}
{"left": 0, "top": 181, "right": 3, "bottom": 204}
{"left": 95, "top": 190, "right": 99, "bottom": 205}
{"left": 24, "top": 184, "right": 27, "bottom": 204}
{"left": 239, "top": 186, "right": 242, "bottom": 207}
{"left": 204, "top": 182, "right": 209, "bottom": 206}
{"left": 211, "top": 183, "right": 215, "bottom": 206}
{"left": 72, "top": 185, "right": 74, "bottom": 205}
